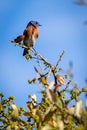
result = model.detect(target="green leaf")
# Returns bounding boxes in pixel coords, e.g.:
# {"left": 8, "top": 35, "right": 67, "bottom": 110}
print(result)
{"left": 6, "top": 126, "right": 11, "bottom": 130}
{"left": 58, "top": 68, "right": 62, "bottom": 71}
{"left": 64, "top": 74, "right": 68, "bottom": 79}
{"left": 8, "top": 96, "right": 15, "bottom": 100}
{"left": 32, "top": 114, "right": 39, "bottom": 122}
{"left": 28, "top": 80, "right": 32, "bottom": 84}
{"left": 82, "top": 87, "right": 87, "bottom": 92}
{"left": 55, "top": 95, "right": 63, "bottom": 109}
{"left": 0, "top": 93, "right": 4, "bottom": 97}
{"left": 41, "top": 124, "right": 55, "bottom": 130}
{"left": 25, "top": 54, "right": 32, "bottom": 60}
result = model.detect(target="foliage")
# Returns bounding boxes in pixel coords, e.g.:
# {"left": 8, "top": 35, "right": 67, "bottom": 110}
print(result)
{"left": 0, "top": 43, "right": 87, "bottom": 130}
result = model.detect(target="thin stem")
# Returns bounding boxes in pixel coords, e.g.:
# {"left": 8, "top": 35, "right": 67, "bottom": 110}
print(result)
{"left": 32, "top": 48, "right": 53, "bottom": 68}
{"left": 56, "top": 50, "right": 65, "bottom": 67}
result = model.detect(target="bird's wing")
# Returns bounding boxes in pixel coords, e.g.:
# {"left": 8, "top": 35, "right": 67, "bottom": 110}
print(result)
{"left": 11, "top": 35, "right": 25, "bottom": 43}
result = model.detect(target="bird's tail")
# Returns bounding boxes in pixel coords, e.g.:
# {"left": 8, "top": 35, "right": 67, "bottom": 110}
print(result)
{"left": 23, "top": 49, "right": 28, "bottom": 56}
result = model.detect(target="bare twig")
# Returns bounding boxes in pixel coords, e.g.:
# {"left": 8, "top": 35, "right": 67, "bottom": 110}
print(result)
{"left": 34, "top": 67, "right": 41, "bottom": 76}
{"left": 31, "top": 48, "right": 53, "bottom": 68}
{"left": 47, "top": 68, "right": 52, "bottom": 79}
{"left": 14, "top": 43, "right": 53, "bottom": 68}
{"left": 60, "top": 80, "right": 71, "bottom": 93}
{"left": 56, "top": 50, "right": 65, "bottom": 67}
{"left": 14, "top": 43, "right": 28, "bottom": 49}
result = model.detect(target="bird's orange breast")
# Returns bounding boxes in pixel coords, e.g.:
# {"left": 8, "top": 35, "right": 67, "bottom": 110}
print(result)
{"left": 24, "top": 26, "right": 38, "bottom": 39}
{"left": 23, "top": 25, "right": 39, "bottom": 47}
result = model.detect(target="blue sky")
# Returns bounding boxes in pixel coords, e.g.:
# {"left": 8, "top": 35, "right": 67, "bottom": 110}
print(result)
{"left": 0, "top": 0, "right": 87, "bottom": 107}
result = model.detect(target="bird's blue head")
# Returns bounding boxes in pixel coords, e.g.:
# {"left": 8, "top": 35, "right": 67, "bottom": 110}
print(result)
{"left": 26, "top": 21, "right": 42, "bottom": 28}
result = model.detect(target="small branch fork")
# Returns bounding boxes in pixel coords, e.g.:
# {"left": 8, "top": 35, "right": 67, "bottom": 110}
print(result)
{"left": 14, "top": 43, "right": 52, "bottom": 67}
{"left": 13, "top": 43, "right": 65, "bottom": 93}
{"left": 14, "top": 43, "right": 64, "bottom": 68}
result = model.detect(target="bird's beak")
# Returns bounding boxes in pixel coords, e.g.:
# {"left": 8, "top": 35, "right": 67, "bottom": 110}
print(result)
{"left": 39, "top": 24, "right": 42, "bottom": 26}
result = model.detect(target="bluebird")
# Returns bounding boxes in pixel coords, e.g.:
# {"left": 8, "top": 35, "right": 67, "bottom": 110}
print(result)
{"left": 11, "top": 21, "right": 41, "bottom": 56}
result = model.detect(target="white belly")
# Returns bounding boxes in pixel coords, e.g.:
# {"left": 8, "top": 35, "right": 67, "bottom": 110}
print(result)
{"left": 24, "top": 35, "right": 36, "bottom": 47}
